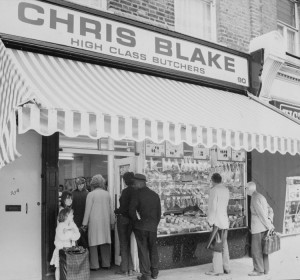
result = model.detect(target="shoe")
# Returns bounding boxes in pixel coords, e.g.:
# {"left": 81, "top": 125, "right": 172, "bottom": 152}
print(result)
{"left": 205, "top": 271, "right": 224, "bottom": 276}
{"left": 248, "top": 271, "right": 264, "bottom": 276}
{"left": 128, "top": 270, "right": 135, "bottom": 276}
{"left": 115, "top": 270, "right": 128, "bottom": 276}
{"left": 137, "top": 276, "right": 151, "bottom": 280}
{"left": 90, "top": 268, "right": 99, "bottom": 271}
{"left": 224, "top": 270, "right": 231, "bottom": 274}
{"left": 152, "top": 276, "right": 158, "bottom": 279}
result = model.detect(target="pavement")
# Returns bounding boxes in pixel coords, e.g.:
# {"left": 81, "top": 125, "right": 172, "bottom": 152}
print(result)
{"left": 91, "top": 234, "right": 300, "bottom": 280}
{"left": 90, "top": 254, "right": 300, "bottom": 280}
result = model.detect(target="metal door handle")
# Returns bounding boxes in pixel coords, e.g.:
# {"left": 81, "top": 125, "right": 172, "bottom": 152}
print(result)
{"left": 26, "top": 203, "right": 28, "bottom": 214}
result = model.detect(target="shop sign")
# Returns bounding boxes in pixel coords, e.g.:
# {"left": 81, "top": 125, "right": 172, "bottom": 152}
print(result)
{"left": 0, "top": 0, "right": 249, "bottom": 87}
{"left": 270, "top": 101, "right": 300, "bottom": 121}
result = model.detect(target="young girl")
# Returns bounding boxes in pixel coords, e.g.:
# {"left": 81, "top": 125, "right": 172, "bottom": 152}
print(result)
{"left": 50, "top": 208, "right": 80, "bottom": 280}
{"left": 59, "top": 190, "right": 73, "bottom": 212}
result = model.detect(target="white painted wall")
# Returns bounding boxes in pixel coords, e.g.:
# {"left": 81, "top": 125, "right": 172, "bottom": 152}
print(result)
{"left": 0, "top": 131, "right": 42, "bottom": 280}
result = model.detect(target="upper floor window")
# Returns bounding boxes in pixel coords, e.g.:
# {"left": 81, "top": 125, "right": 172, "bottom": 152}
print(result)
{"left": 64, "top": 0, "right": 107, "bottom": 11}
{"left": 174, "top": 0, "right": 216, "bottom": 41}
{"left": 277, "top": 0, "right": 299, "bottom": 55}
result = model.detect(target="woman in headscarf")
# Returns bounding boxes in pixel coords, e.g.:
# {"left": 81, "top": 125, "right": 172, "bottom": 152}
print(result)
{"left": 82, "top": 174, "right": 113, "bottom": 270}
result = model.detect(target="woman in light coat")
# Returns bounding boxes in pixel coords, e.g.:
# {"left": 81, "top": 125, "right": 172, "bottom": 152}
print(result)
{"left": 82, "top": 174, "right": 113, "bottom": 270}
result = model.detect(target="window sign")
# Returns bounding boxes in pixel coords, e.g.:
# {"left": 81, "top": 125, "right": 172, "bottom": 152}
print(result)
{"left": 193, "top": 144, "right": 210, "bottom": 159}
{"left": 145, "top": 140, "right": 165, "bottom": 157}
{"left": 217, "top": 147, "right": 232, "bottom": 161}
{"left": 231, "top": 150, "right": 246, "bottom": 162}
{"left": 165, "top": 142, "right": 184, "bottom": 158}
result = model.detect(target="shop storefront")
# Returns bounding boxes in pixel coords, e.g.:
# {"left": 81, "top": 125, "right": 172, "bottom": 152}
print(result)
{"left": 2, "top": 2, "right": 300, "bottom": 280}
{"left": 250, "top": 31, "right": 300, "bottom": 260}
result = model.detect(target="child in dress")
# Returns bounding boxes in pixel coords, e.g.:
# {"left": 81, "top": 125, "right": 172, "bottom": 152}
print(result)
{"left": 50, "top": 207, "right": 80, "bottom": 280}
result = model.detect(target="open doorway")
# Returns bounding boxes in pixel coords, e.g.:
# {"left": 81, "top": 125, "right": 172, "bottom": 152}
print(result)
{"left": 43, "top": 134, "right": 141, "bottom": 279}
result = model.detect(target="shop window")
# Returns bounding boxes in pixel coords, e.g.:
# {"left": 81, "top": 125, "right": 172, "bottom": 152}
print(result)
{"left": 174, "top": 0, "right": 216, "bottom": 41}
{"left": 277, "top": 0, "right": 299, "bottom": 55}
{"left": 63, "top": 0, "right": 107, "bottom": 11}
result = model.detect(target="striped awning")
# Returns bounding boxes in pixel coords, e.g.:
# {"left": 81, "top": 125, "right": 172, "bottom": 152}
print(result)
{"left": 2, "top": 44, "right": 300, "bottom": 170}
{"left": 0, "top": 40, "right": 36, "bottom": 168}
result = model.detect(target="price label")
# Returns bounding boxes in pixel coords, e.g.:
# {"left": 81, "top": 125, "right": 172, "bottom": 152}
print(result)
{"left": 217, "top": 147, "right": 232, "bottom": 161}
{"left": 145, "top": 140, "right": 165, "bottom": 157}
{"left": 231, "top": 150, "right": 246, "bottom": 161}
{"left": 193, "top": 144, "right": 210, "bottom": 159}
{"left": 165, "top": 142, "right": 183, "bottom": 158}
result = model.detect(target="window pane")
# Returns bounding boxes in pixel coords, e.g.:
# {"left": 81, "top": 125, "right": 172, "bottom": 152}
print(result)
{"left": 287, "top": 29, "right": 296, "bottom": 54}
{"left": 175, "top": 0, "right": 212, "bottom": 40}
{"left": 277, "top": 0, "right": 295, "bottom": 27}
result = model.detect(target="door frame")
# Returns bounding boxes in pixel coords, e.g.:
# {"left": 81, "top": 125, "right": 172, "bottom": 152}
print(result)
{"left": 42, "top": 143, "right": 137, "bottom": 279}
{"left": 113, "top": 156, "right": 137, "bottom": 265}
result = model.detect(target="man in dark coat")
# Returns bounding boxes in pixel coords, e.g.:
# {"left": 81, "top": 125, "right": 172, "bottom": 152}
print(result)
{"left": 72, "top": 177, "right": 89, "bottom": 228}
{"left": 114, "top": 172, "right": 135, "bottom": 276}
{"left": 129, "top": 173, "right": 161, "bottom": 280}
{"left": 72, "top": 177, "right": 89, "bottom": 248}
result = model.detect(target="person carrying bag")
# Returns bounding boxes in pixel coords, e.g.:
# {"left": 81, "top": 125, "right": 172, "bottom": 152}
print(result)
{"left": 246, "top": 181, "right": 276, "bottom": 276}
{"left": 205, "top": 173, "right": 230, "bottom": 276}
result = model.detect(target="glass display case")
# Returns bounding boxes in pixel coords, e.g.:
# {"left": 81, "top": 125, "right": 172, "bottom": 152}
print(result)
{"left": 144, "top": 141, "right": 247, "bottom": 236}
{"left": 283, "top": 177, "right": 300, "bottom": 235}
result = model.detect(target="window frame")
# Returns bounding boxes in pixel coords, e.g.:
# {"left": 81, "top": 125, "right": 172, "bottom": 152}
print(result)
{"left": 174, "top": 0, "right": 217, "bottom": 42}
{"left": 277, "top": 1, "right": 299, "bottom": 56}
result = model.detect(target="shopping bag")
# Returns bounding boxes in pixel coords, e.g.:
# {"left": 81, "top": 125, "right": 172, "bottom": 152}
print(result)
{"left": 206, "top": 225, "right": 223, "bottom": 252}
{"left": 59, "top": 247, "right": 90, "bottom": 280}
{"left": 262, "top": 230, "right": 281, "bottom": 254}
{"left": 130, "top": 232, "right": 140, "bottom": 273}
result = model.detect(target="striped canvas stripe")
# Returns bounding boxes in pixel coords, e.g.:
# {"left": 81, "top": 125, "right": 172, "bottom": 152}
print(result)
{"left": 0, "top": 40, "right": 35, "bottom": 169}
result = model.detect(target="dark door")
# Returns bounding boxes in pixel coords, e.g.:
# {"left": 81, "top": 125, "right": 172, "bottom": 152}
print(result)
{"left": 41, "top": 133, "right": 59, "bottom": 280}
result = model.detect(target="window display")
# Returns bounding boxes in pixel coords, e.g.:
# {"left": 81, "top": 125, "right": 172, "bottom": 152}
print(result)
{"left": 283, "top": 177, "right": 300, "bottom": 235}
{"left": 144, "top": 142, "right": 247, "bottom": 236}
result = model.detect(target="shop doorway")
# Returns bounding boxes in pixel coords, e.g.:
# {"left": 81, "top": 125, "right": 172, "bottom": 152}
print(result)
{"left": 42, "top": 133, "right": 140, "bottom": 279}
{"left": 114, "top": 157, "right": 139, "bottom": 270}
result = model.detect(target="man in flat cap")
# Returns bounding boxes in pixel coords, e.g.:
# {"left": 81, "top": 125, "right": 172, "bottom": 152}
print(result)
{"left": 129, "top": 173, "right": 161, "bottom": 280}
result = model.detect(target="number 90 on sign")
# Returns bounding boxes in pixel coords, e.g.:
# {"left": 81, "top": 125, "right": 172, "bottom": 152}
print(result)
{"left": 237, "top": 77, "right": 247, "bottom": 84}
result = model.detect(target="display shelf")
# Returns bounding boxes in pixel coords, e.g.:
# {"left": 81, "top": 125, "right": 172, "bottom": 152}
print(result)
{"left": 144, "top": 145, "right": 247, "bottom": 236}
{"left": 283, "top": 177, "right": 300, "bottom": 235}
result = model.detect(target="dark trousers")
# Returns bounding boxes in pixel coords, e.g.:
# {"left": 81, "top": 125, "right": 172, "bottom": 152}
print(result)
{"left": 117, "top": 215, "right": 134, "bottom": 272}
{"left": 251, "top": 231, "right": 269, "bottom": 274}
{"left": 134, "top": 229, "right": 159, "bottom": 280}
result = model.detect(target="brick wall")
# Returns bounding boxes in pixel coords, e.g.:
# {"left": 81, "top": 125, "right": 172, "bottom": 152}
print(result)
{"left": 107, "top": 0, "right": 278, "bottom": 53}
{"left": 217, "top": 0, "right": 277, "bottom": 52}
{"left": 108, "top": 0, "right": 174, "bottom": 29}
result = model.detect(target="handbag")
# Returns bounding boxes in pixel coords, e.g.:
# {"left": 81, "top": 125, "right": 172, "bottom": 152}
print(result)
{"left": 206, "top": 225, "right": 224, "bottom": 252}
{"left": 78, "top": 228, "right": 89, "bottom": 249}
{"left": 262, "top": 230, "right": 281, "bottom": 254}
